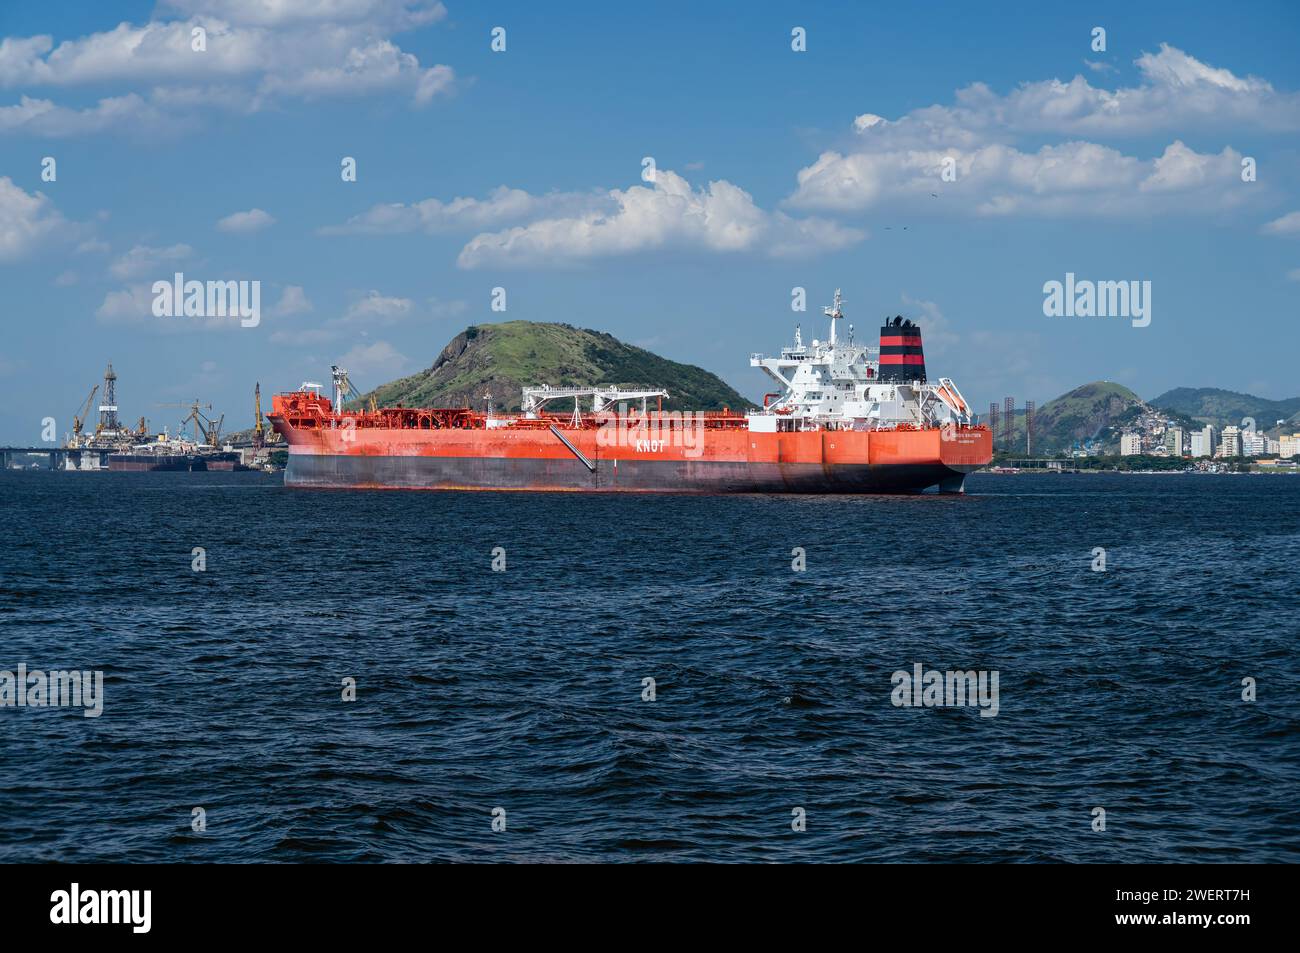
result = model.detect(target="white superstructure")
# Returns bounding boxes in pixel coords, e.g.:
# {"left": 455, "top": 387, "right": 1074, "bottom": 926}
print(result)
{"left": 746, "top": 290, "right": 973, "bottom": 433}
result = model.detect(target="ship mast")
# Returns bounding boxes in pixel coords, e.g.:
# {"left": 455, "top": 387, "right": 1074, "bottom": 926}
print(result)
{"left": 823, "top": 289, "right": 844, "bottom": 346}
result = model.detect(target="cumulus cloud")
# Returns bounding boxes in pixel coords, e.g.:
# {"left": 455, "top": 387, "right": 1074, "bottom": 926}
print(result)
{"left": 910, "top": 44, "right": 1298, "bottom": 138}
{"left": 269, "top": 287, "right": 456, "bottom": 347}
{"left": 259, "top": 42, "right": 453, "bottom": 104}
{"left": 341, "top": 289, "right": 414, "bottom": 323}
{"left": 95, "top": 283, "right": 156, "bottom": 321}
{"left": 108, "top": 243, "right": 191, "bottom": 279}
{"left": 456, "top": 170, "right": 864, "bottom": 269}
{"left": 0, "top": 93, "right": 177, "bottom": 137}
{"left": 159, "top": 0, "right": 447, "bottom": 30}
{"left": 336, "top": 339, "right": 411, "bottom": 377}
{"left": 216, "top": 207, "right": 275, "bottom": 232}
{"left": 94, "top": 280, "right": 256, "bottom": 330}
{"left": 270, "top": 284, "right": 312, "bottom": 316}
{"left": 786, "top": 44, "right": 1288, "bottom": 219}
{"left": 320, "top": 186, "right": 608, "bottom": 235}
{"left": 0, "top": 1, "right": 454, "bottom": 135}
{"left": 0, "top": 176, "right": 72, "bottom": 261}
{"left": 1262, "top": 211, "right": 1300, "bottom": 236}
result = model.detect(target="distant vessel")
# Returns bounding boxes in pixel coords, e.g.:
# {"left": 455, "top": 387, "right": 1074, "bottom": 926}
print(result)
{"left": 108, "top": 436, "right": 246, "bottom": 472}
{"left": 270, "top": 290, "right": 992, "bottom": 493}
{"left": 107, "top": 450, "right": 245, "bottom": 472}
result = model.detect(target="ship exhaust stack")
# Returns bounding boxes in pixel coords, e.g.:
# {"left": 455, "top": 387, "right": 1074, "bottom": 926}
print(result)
{"left": 878, "top": 316, "right": 926, "bottom": 384}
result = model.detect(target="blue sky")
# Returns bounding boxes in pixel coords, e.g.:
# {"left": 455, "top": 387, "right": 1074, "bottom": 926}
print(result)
{"left": 1, "top": 0, "right": 1298, "bottom": 442}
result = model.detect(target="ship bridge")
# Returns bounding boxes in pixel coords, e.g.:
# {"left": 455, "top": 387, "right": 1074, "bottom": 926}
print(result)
{"left": 748, "top": 289, "right": 973, "bottom": 433}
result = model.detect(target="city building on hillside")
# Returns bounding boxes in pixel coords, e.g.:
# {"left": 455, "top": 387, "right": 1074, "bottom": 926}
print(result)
{"left": 1244, "top": 431, "right": 1267, "bottom": 457}
{"left": 1191, "top": 431, "right": 1208, "bottom": 457}
{"left": 1121, "top": 432, "right": 1142, "bottom": 456}
{"left": 1267, "top": 437, "right": 1280, "bottom": 455}
{"left": 1218, "top": 425, "right": 1242, "bottom": 458}
{"left": 1281, "top": 434, "right": 1300, "bottom": 459}
{"left": 1200, "top": 424, "right": 1216, "bottom": 457}
{"left": 1165, "top": 427, "right": 1184, "bottom": 456}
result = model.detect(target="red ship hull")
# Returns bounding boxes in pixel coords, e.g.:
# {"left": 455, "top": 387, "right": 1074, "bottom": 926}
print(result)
{"left": 270, "top": 405, "right": 991, "bottom": 494}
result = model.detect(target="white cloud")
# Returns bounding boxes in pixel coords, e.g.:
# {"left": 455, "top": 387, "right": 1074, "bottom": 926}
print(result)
{"left": 788, "top": 139, "right": 1235, "bottom": 217}
{"left": 337, "top": 339, "right": 411, "bottom": 377}
{"left": 159, "top": 0, "right": 447, "bottom": 30}
{"left": 269, "top": 291, "right": 465, "bottom": 349}
{"left": 216, "top": 208, "right": 275, "bottom": 232}
{"left": 457, "top": 170, "right": 864, "bottom": 269}
{"left": 95, "top": 280, "right": 256, "bottom": 331}
{"left": 909, "top": 44, "right": 1298, "bottom": 138}
{"left": 260, "top": 42, "right": 453, "bottom": 105}
{"left": 108, "top": 242, "right": 191, "bottom": 279}
{"left": 0, "top": 176, "right": 71, "bottom": 261}
{"left": 0, "top": 2, "right": 454, "bottom": 135}
{"left": 1262, "top": 211, "right": 1300, "bottom": 236}
{"left": 95, "top": 283, "right": 155, "bottom": 320}
{"left": 271, "top": 284, "right": 312, "bottom": 316}
{"left": 321, "top": 186, "right": 606, "bottom": 235}
{"left": 786, "top": 44, "right": 1285, "bottom": 219}
{"left": 0, "top": 93, "right": 175, "bottom": 137}
{"left": 342, "top": 289, "right": 414, "bottom": 323}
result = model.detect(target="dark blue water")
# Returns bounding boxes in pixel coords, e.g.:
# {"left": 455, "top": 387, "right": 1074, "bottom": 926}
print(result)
{"left": 1, "top": 470, "right": 1297, "bottom": 862}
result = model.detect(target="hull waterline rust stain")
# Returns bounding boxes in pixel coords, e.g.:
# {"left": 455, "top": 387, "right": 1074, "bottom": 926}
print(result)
{"left": 269, "top": 290, "right": 992, "bottom": 494}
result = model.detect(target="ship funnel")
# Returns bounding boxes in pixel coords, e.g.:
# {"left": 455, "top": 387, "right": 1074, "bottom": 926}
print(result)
{"left": 878, "top": 315, "right": 926, "bottom": 383}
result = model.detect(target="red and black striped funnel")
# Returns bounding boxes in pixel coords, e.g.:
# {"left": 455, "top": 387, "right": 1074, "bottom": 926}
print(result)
{"left": 878, "top": 316, "right": 926, "bottom": 383}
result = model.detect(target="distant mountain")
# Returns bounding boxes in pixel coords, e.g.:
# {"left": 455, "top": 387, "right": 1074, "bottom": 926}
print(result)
{"left": 1149, "top": 387, "right": 1300, "bottom": 432}
{"left": 352, "top": 321, "right": 755, "bottom": 413}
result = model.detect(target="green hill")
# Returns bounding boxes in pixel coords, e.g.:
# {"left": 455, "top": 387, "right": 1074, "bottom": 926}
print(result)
{"left": 1001, "top": 381, "right": 1151, "bottom": 454}
{"left": 352, "top": 321, "right": 755, "bottom": 413}
{"left": 1149, "top": 387, "right": 1300, "bottom": 432}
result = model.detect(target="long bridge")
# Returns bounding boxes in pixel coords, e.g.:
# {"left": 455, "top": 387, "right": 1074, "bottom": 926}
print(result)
{"left": 0, "top": 447, "right": 113, "bottom": 470}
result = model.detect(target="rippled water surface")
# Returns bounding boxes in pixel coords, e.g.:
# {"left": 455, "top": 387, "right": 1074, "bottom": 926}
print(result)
{"left": 1, "top": 470, "right": 1297, "bottom": 862}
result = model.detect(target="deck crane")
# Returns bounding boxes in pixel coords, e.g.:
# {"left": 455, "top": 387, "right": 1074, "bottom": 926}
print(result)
{"left": 330, "top": 365, "right": 377, "bottom": 414}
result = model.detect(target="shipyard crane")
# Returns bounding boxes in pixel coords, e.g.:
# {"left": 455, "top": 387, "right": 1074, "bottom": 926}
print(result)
{"left": 70, "top": 385, "right": 98, "bottom": 444}
{"left": 254, "top": 383, "right": 265, "bottom": 448}
{"left": 157, "top": 399, "right": 224, "bottom": 446}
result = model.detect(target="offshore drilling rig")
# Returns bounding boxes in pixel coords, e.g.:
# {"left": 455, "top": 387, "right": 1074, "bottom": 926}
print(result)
{"left": 66, "top": 363, "right": 146, "bottom": 450}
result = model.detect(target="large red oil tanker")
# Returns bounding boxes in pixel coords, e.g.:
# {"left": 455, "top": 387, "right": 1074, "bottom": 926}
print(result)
{"left": 270, "top": 291, "right": 991, "bottom": 494}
